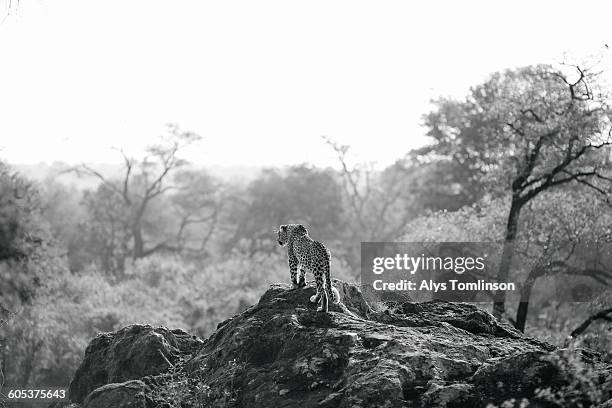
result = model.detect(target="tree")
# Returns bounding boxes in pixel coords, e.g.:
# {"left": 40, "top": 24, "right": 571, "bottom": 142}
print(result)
{"left": 81, "top": 183, "right": 132, "bottom": 273}
{"left": 403, "top": 190, "right": 612, "bottom": 332}
{"left": 223, "top": 165, "right": 345, "bottom": 257}
{"left": 76, "top": 124, "right": 205, "bottom": 274}
{"left": 39, "top": 180, "right": 90, "bottom": 272}
{"left": 570, "top": 306, "right": 612, "bottom": 338}
{"left": 419, "top": 64, "right": 612, "bottom": 319}
{"left": 0, "top": 162, "right": 70, "bottom": 387}
{"left": 165, "top": 169, "right": 223, "bottom": 257}
{"left": 325, "top": 138, "right": 418, "bottom": 269}
{"left": 415, "top": 97, "right": 503, "bottom": 209}
{"left": 511, "top": 190, "right": 612, "bottom": 331}
{"left": 0, "top": 161, "right": 49, "bottom": 310}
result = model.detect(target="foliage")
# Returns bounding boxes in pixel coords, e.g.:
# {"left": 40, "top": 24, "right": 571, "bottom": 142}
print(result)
{"left": 402, "top": 196, "right": 507, "bottom": 243}
{"left": 0, "top": 161, "right": 72, "bottom": 391}
{"left": 0, "top": 161, "right": 62, "bottom": 317}
{"left": 222, "top": 164, "right": 345, "bottom": 256}
{"left": 525, "top": 293, "right": 612, "bottom": 363}
{"left": 417, "top": 63, "right": 612, "bottom": 319}
{"left": 38, "top": 179, "right": 90, "bottom": 272}
{"left": 534, "top": 345, "right": 607, "bottom": 406}
{"left": 403, "top": 191, "right": 612, "bottom": 334}
{"left": 419, "top": 64, "right": 612, "bottom": 201}
{"left": 0, "top": 162, "right": 42, "bottom": 263}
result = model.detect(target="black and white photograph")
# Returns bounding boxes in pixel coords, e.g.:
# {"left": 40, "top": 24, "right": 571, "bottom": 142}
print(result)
{"left": 0, "top": 1, "right": 611, "bottom": 407}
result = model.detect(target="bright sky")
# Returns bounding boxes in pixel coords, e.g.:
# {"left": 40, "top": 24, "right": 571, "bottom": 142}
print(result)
{"left": 0, "top": 0, "right": 610, "bottom": 168}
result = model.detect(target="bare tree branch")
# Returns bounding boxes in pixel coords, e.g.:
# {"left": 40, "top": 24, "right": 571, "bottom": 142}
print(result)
{"left": 570, "top": 307, "right": 612, "bottom": 337}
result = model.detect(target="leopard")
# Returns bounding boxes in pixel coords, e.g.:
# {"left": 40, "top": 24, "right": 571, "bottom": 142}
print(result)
{"left": 276, "top": 224, "right": 340, "bottom": 312}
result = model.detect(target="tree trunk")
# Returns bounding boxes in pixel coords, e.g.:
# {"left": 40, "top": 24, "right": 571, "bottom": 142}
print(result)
{"left": 515, "top": 269, "right": 538, "bottom": 332}
{"left": 493, "top": 197, "right": 523, "bottom": 319}
{"left": 132, "top": 223, "right": 144, "bottom": 259}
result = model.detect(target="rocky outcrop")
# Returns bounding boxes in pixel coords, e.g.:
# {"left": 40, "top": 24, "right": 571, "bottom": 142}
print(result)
{"left": 67, "top": 325, "right": 204, "bottom": 404}
{"left": 57, "top": 281, "right": 611, "bottom": 408}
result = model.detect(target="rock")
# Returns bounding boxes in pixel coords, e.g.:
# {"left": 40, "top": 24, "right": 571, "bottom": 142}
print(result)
{"left": 61, "top": 280, "right": 611, "bottom": 408}
{"left": 82, "top": 380, "right": 148, "bottom": 408}
{"left": 68, "top": 325, "right": 203, "bottom": 403}
{"left": 471, "top": 350, "right": 566, "bottom": 401}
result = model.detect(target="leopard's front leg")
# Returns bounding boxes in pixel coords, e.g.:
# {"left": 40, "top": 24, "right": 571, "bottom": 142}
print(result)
{"left": 297, "top": 265, "right": 307, "bottom": 287}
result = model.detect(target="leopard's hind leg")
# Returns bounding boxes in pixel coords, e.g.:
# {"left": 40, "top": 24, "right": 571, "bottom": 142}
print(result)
{"left": 310, "top": 269, "right": 324, "bottom": 307}
{"left": 310, "top": 269, "right": 328, "bottom": 312}
{"left": 289, "top": 252, "right": 299, "bottom": 288}
{"left": 318, "top": 288, "right": 329, "bottom": 313}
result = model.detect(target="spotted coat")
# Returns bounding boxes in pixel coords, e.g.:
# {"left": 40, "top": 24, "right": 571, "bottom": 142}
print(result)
{"left": 277, "top": 224, "right": 340, "bottom": 312}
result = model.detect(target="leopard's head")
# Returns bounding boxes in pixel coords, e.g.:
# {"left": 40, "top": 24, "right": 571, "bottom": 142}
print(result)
{"left": 277, "top": 224, "right": 308, "bottom": 246}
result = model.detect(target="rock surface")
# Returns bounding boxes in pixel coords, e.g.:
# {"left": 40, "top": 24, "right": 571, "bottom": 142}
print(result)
{"left": 67, "top": 325, "right": 203, "bottom": 404}
{"left": 58, "top": 280, "right": 611, "bottom": 408}
{"left": 82, "top": 381, "right": 148, "bottom": 408}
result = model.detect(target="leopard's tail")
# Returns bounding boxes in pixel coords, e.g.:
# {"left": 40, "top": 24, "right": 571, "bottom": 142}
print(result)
{"left": 319, "top": 244, "right": 340, "bottom": 305}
